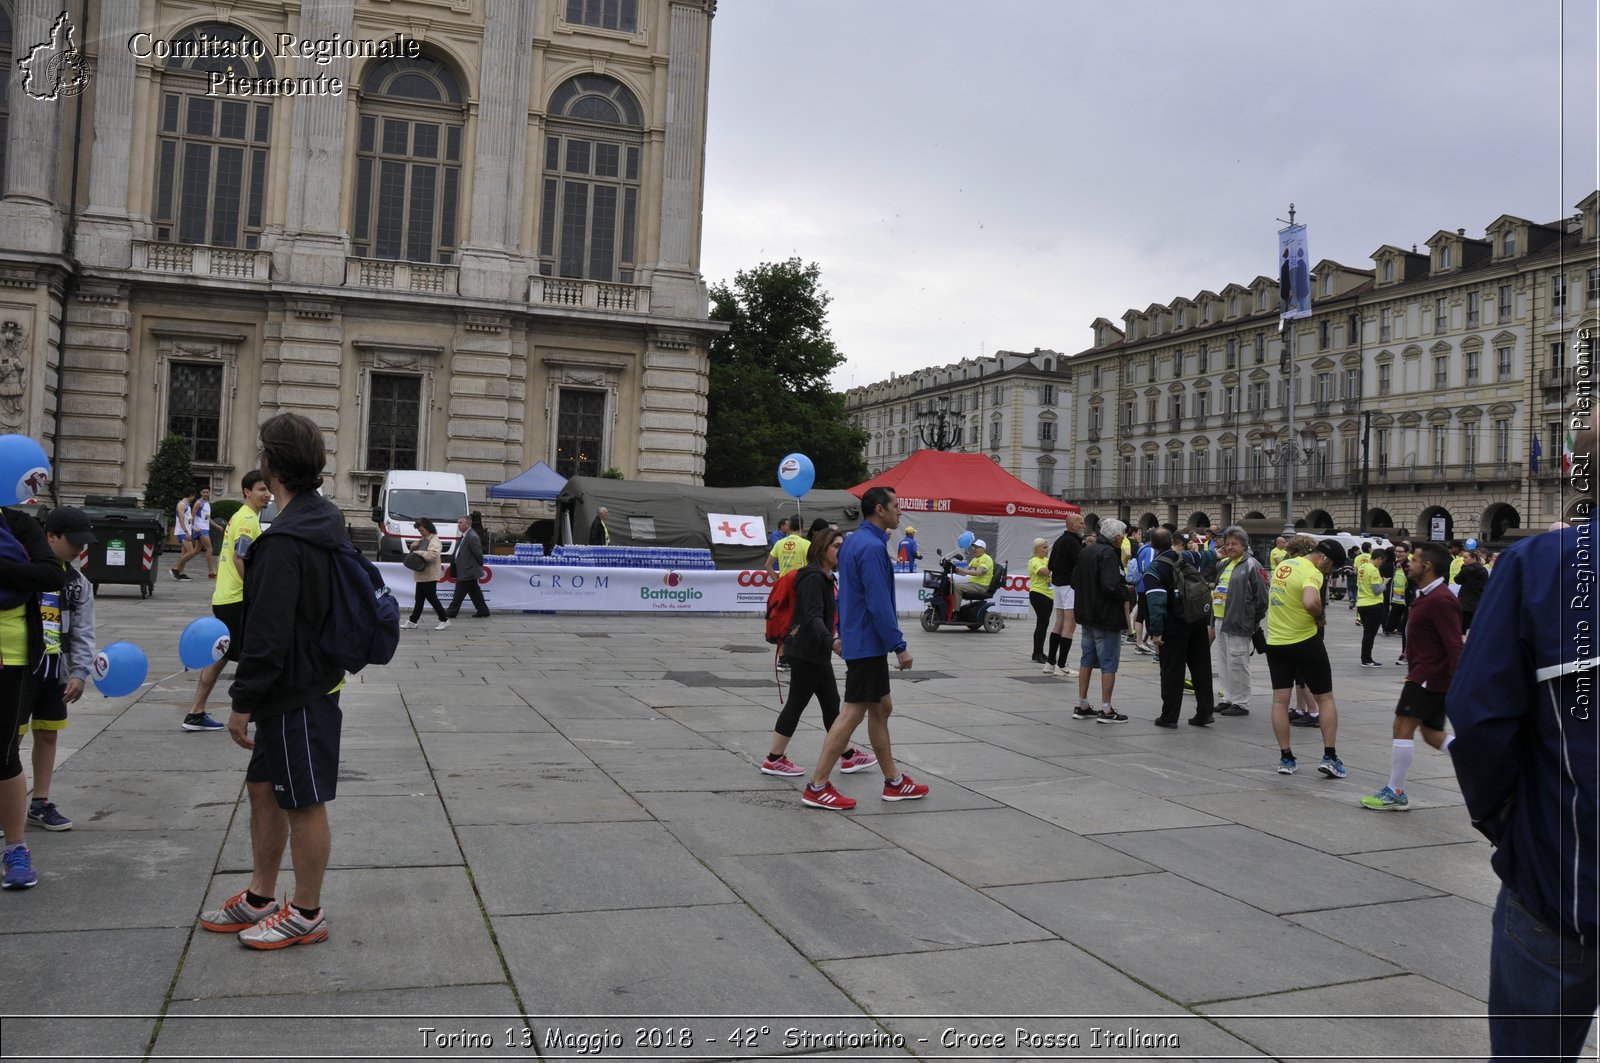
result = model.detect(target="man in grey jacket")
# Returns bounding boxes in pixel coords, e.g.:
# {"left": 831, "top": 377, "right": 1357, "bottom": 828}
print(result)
{"left": 442, "top": 514, "right": 488, "bottom": 626}
{"left": 1212, "top": 525, "right": 1268, "bottom": 717}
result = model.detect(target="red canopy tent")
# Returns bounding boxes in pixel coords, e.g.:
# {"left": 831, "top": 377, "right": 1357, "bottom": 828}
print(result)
{"left": 849, "top": 451, "right": 1078, "bottom": 571}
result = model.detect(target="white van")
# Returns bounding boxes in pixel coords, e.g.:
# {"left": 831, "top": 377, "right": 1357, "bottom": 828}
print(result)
{"left": 370, "top": 471, "right": 471, "bottom": 562}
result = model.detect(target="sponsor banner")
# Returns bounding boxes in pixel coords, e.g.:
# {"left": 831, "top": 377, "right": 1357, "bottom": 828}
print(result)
{"left": 376, "top": 564, "right": 1032, "bottom": 616}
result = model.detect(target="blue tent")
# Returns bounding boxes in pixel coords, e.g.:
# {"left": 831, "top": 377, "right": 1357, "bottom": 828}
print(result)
{"left": 488, "top": 461, "right": 567, "bottom": 500}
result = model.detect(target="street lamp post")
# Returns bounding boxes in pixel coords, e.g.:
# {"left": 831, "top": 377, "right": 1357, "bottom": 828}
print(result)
{"left": 917, "top": 395, "right": 963, "bottom": 451}
{"left": 1263, "top": 423, "right": 1318, "bottom": 536}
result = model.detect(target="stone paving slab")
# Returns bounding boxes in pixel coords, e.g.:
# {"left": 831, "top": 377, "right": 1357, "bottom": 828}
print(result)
{"left": 0, "top": 927, "right": 185, "bottom": 1058}
{"left": 418, "top": 729, "right": 593, "bottom": 772}
{"left": 1175, "top": 786, "right": 1484, "bottom": 853}
{"left": 707, "top": 849, "right": 1055, "bottom": 960}
{"left": 552, "top": 716, "right": 728, "bottom": 750}
{"left": 1346, "top": 840, "right": 1500, "bottom": 908}
{"left": 988, "top": 873, "right": 1401, "bottom": 1003}
{"left": 1286, "top": 895, "right": 1496, "bottom": 1001}
{"left": 434, "top": 767, "right": 651, "bottom": 825}
{"left": 459, "top": 820, "right": 738, "bottom": 915}
{"left": 405, "top": 698, "right": 558, "bottom": 732}
{"left": 968, "top": 774, "right": 1230, "bottom": 834}
{"left": 1094, "top": 824, "right": 1440, "bottom": 915}
{"left": 218, "top": 794, "right": 460, "bottom": 872}
{"left": 6, "top": 828, "right": 225, "bottom": 931}
{"left": 41, "top": 769, "right": 244, "bottom": 832}
{"left": 637, "top": 789, "right": 894, "bottom": 857}
{"left": 951, "top": 720, "right": 1147, "bottom": 758}
{"left": 1046, "top": 748, "right": 1262, "bottom": 797}
{"left": 891, "top": 740, "right": 1084, "bottom": 782}
{"left": 177, "top": 867, "right": 503, "bottom": 1000}
{"left": 856, "top": 807, "right": 1158, "bottom": 888}
{"left": 1196, "top": 974, "right": 1490, "bottom": 1060}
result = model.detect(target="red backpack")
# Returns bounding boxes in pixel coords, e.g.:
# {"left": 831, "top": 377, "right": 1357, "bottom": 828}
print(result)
{"left": 764, "top": 569, "right": 800, "bottom": 645}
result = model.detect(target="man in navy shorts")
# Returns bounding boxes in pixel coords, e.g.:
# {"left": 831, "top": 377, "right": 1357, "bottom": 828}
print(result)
{"left": 198, "top": 413, "right": 348, "bottom": 950}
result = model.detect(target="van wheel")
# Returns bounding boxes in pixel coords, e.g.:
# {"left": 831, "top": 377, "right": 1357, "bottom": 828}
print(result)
{"left": 920, "top": 609, "right": 938, "bottom": 632}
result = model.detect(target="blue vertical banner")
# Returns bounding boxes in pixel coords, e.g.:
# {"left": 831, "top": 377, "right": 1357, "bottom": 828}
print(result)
{"left": 1278, "top": 224, "right": 1312, "bottom": 321}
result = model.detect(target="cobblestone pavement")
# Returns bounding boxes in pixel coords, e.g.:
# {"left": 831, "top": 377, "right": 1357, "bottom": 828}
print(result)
{"left": 1, "top": 575, "right": 1532, "bottom": 1061}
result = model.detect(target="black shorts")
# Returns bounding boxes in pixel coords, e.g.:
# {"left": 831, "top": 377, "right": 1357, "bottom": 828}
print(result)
{"left": 843, "top": 656, "right": 892, "bottom": 703}
{"left": 1396, "top": 680, "right": 1448, "bottom": 731}
{"left": 1265, "top": 636, "right": 1333, "bottom": 696}
{"left": 213, "top": 601, "right": 244, "bottom": 663}
{"left": 245, "top": 692, "right": 342, "bottom": 810}
{"left": 21, "top": 672, "right": 68, "bottom": 733}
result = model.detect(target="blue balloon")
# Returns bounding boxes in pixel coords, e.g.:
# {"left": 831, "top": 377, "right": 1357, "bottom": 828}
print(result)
{"left": 1465, "top": 538, "right": 1478, "bottom": 551}
{"left": 777, "top": 453, "right": 815, "bottom": 498}
{"left": 0, "top": 434, "right": 50, "bottom": 505}
{"left": 958, "top": 531, "right": 975, "bottom": 551}
{"left": 179, "top": 616, "right": 232, "bottom": 670}
{"left": 91, "top": 641, "right": 148, "bottom": 698}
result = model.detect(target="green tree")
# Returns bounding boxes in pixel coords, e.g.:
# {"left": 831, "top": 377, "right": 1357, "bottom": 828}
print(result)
{"left": 705, "top": 258, "right": 867, "bottom": 489}
{"left": 144, "top": 434, "right": 196, "bottom": 522}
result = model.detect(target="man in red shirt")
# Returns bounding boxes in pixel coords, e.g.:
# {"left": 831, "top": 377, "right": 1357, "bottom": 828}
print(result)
{"left": 1360, "top": 541, "right": 1461, "bottom": 810}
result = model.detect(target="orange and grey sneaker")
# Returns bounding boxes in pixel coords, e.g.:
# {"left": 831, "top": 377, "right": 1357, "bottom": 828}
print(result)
{"left": 238, "top": 905, "right": 328, "bottom": 950}
{"left": 198, "top": 889, "right": 279, "bottom": 933}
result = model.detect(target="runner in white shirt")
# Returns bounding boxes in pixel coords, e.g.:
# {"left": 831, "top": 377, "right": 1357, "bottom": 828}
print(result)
{"left": 192, "top": 486, "right": 217, "bottom": 579}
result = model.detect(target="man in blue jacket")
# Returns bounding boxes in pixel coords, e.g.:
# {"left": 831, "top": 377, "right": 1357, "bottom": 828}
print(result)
{"left": 1447, "top": 423, "right": 1597, "bottom": 1060}
{"left": 802, "top": 486, "right": 926, "bottom": 811}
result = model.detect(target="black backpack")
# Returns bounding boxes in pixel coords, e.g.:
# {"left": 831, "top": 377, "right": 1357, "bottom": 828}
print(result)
{"left": 321, "top": 541, "right": 401, "bottom": 673}
{"left": 1158, "top": 554, "right": 1212, "bottom": 625}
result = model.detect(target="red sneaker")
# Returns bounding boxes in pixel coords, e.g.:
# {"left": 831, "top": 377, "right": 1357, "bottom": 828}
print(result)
{"left": 838, "top": 749, "right": 879, "bottom": 773}
{"left": 882, "top": 774, "right": 930, "bottom": 801}
{"left": 800, "top": 782, "right": 856, "bottom": 811}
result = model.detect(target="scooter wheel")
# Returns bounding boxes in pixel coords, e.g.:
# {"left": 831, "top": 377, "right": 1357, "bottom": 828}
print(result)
{"left": 982, "top": 613, "right": 1005, "bottom": 633}
{"left": 920, "top": 608, "right": 939, "bottom": 633}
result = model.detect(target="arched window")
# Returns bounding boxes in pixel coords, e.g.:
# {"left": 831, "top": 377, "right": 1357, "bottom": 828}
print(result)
{"left": 540, "top": 74, "right": 644, "bottom": 282}
{"left": 353, "top": 56, "right": 465, "bottom": 263}
{"left": 153, "top": 23, "right": 274, "bottom": 248}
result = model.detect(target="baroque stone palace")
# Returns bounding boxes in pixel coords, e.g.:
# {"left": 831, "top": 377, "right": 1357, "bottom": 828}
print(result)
{"left": 0, "top": 0, "right": 718, "bottom": 517}
{"left": 848, "top": 192, "right": 1600, "bottom": 543}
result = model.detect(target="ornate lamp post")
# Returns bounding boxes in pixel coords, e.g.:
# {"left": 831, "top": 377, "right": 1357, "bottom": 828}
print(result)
{"left": 917, "top": 395, "right": 963, "bottom": 451}
{"left": 1263, "top": 426, "right": 1318, "bottom": 535}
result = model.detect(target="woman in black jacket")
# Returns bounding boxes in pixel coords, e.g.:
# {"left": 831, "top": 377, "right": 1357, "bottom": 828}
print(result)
{"left": 760, "top": 529, "right": 875, "bottom": 778}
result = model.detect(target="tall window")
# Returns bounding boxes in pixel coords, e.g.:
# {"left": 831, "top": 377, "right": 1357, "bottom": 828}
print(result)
{"left": 1503, "top": 230, "right": 1516, "bottom": 256}
{"left": 1345, "top": 367, "right": 1359, "bottom": 401}
{"left": 1085, "top": 459, "right": 1100, "bottom": 492}
{"left": 1255, "top": 335, "right": 1265, "bottom": 364}
{"left": 1589, "top": 268, "right": 1600, "bottom": 306}
{"left": 1089, "top": 405, "right": 1102, "bottom": 433}
{"left": 1376, "top": 430, "right": 1390, "bottom": 476}
{"left": 1462, "top": 427, "right": 1478, "bottom": 471}
{"left": 1465, "top": 348, "right": 1480, "bottom": 385}
{"left": 354, "top": 57, "right": 465, "bottom": 263}
{"left": 1467, "top": 291, "right": 1480, "bottom": 326}
{"left": 1120, "top": 455, "right": 1133, "bottom": 487}
{"left": 154, "top": 23, "right": 272, "bottom": 248}
{"left": 1198, "top": 344, "right": 1209, "bottom": 373}
{"left": 1497, "top": 345, "right": 1513, "bottom": 381}
{"left": 1122, "top": 399, "right": 1135, "bottom": 428}
{"left": 167, "top": 363, "right": 223, "bottom": 462}
{"left": 1433, "top": 356, "right": 1449, "bottom": 389}
{"left": 1040, "top": 383, "right": 1055, "bottom": 405}
{"left": 1380, "top": 308, "right": 1392, "bottom": 341}
{"left": 1172, "top": 350, "right": 1183, "bottom": 377}
{"left": 1435, "top": 298, "right": 1447, "bottom": 331}
{"left": 556, "top": 389, "right": 606, "bottom": 477}
{"left": 566, "top": 0, "right": 638, "bottom": 31}
{"left": 1319, "top": 320, "right": 1330, "bottom": 350}
{"left": 1348, "top": 313, "right": 1361, "bottom": 346}
{"left": 1316, "top": 372, "right": 1332, "bottom": 404}
{"left": 366, "top": 374, "right": 421, "bottom": 470}
{"left": 1038, "top": 418, "right": 1055, "bottom": 442}
{"left": 540, "top": 75, "right": 644, "bottom": 282}
{"left": 1379, "top": 363, "right": 1391, "bottom": 395}
{"left": 1494, "top": 419, "right": 1511, "bottom": 466}
{"left": 1553, "top": 274, "right": 1568, "bottom": 314}
{"left": 1218, "top": 449, "right": 1235, "bottom": 484}
{"left": 1223, "top": 385, "right": 1237, "bottom": 415}
{"left": 1143, "top": 454, "right": 1157, "bottom": 488}
{"left": 1432, "top": 426, "right": 1447, "bottom": 471}
{"left": 1168, "top": 395, "right": 1182, "bottom": 423}
{"left": 1226, "top": 338, "right": 1237, "bottom": 368}
{"left": 1194, "top": 391, "right": 1208, "bottom": 420}
{"left": 1038, "top": 464, "right": 1054, "bottom": 496}
{"left": 1499, "top": 284, "right": 1513, "bottom": 319}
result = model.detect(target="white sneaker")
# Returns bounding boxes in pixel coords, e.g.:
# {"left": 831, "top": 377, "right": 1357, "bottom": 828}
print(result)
{"left": 401, "top": 621, "right": 418, "bottom": 630}
{"left": 1041, "top": 663, "right": 1058, "bottom": 676}
{"left": 435, "top": 619, "right": 452, "bottom": 630}
{"left": 1057, "top": 667, "right": 1078, "bottom": 678}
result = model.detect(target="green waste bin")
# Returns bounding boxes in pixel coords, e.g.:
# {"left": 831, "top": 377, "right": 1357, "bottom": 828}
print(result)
{"left": 80, "top": 507, "right": 166, "bottom": 599}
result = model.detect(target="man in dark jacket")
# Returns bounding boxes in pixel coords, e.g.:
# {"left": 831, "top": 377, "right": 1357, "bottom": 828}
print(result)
{"left": 1044, "top": 513, "right": 1085, "bottom": 676}
{"left": 442, "top": 514, "right": 488, "bottom": 625}
{"left": 1142, "top": 527, "right": 1216, "bottom": 728}
{"left": 201, "top": 412, "right": 343, "bottom": 949}
{"left": 1453, "top": 550, "right": 1487, "bottom": 633}
{"left": 1447, "top": 429, "right": 1598, "bottom": 1058}
{"left": 588, "top": 506, "right": 610, "bottom": 546}
{"left": 1069, "top": 516, "right": 1131, "bottom": 723}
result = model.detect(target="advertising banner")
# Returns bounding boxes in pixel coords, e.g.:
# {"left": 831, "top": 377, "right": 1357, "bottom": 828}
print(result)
{"left": 377, "top": 564, "right": 1033, "bottom": 617}
{"left": 1278, "top": 223, "right": 1312, "bottom": 321}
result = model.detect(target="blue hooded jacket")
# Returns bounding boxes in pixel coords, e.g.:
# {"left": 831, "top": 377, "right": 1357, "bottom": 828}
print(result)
{"left": 1446, "top": 517, "right": 1598, "bottom": 946}
{"left": 837, "top": 520, "right": 905, "bottom": 660}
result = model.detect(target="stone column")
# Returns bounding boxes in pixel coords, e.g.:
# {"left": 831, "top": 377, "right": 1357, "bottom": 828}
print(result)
{"left": 634, "top": 330, "right": 707, "bottom": 482}
{"left": 446, "top": 311, "right": 521, "bottom": 484}
{"left": 261, "top": 299, "right": 347, "bottom": 478}
{"left": 56, "top": 280, "right": 133, "bottom": 497}
{"left": 649, "top": 0, "right": 714, "bottom": 318}
{"left": 280, "top": 0, "right": 356, "bottom": 286}
{"left": 458, "top": 0, "right": 533, "bottom": 301}
{"left": 0, "top": 0, "right": 71, "bottom": 253}
{"left": 77, "top": 0, "right": 140, "bottom": 269}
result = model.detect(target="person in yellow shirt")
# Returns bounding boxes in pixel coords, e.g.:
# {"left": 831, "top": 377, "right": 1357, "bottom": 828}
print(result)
{"left": 1264, "top": 536, "right": 1344, "bottom": 780}
{"left": 1448, "top": 542, "right": 1465, "bottom": 585}
{"left": 1026, "top": 537, "right": 1053, "bottom": 664}
{"left": 184, "top": 470, "right": 272, "bottom": 732}
{"left": 769, "top": 528, "right": 810, "bottom": 575}
{"left": 1269, "top": 535, "right": 1288, "bottom": 571}
{"left": 1355, "top": 547, "right": 1387, "bottom": 666}
{"left": 954, "top": 539, "right": 995, "bottom": 599}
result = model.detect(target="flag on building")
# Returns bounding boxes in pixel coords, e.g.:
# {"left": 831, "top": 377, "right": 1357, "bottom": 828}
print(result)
{"left": 1530, "top": 433, "right": 1542, "bottom": 474}
{"left": 1563, "top": 428, "right": 1576, "bottom": 475}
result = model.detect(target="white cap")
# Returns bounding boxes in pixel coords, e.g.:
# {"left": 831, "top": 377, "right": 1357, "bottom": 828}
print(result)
{"left": 972, "top": 539, "right": 987, "bottom": 549}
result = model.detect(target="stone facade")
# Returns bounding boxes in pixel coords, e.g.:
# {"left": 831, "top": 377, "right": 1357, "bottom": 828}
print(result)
{"left": 844, "top": 349, "right": 1074, "bottom": 497}
{"left": 0, "top": 0, "right": 719, "bottom": 523}
{"left": 1062, "top": 192, "right": 1600, "bottom": 543}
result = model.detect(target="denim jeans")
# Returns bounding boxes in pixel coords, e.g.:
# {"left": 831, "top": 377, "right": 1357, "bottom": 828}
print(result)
{"left": 1489, "top": 885, "right": 1598, "bottom": 1062}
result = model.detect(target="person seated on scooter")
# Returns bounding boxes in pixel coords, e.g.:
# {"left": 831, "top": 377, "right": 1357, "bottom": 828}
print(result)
{"left": 953, "top": 540, "right": 995, "bottom": 600}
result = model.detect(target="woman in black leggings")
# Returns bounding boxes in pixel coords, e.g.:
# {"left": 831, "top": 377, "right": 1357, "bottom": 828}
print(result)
{"left": 1, "top": 507, "right": 71, "bottom": 890}
{"left": 760, "top": 528, "right": 874, "bottom": 777}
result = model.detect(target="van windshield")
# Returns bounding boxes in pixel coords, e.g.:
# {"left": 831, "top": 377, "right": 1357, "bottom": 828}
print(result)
{"left": 387, "top": 489, "right": 468, "bottom": 524}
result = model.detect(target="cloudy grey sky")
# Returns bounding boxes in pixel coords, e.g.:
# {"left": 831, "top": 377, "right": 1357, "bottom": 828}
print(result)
{"left": 700, "top": 0, "right": 1599, "bottom": 389}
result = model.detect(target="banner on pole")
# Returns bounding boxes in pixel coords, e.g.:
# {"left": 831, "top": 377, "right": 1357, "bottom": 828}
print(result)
{"left": 1279, "top": 224, "right": 1312, "bottom": 321}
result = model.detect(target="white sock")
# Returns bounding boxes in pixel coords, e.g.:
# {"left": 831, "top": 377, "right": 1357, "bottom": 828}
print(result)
{"left": 1101, "top": 702, "right": 1112, "bottom": 713}
{"left": 1442, "top": 734, "right": 1455, "bottom": 751}
{"left": 1389, "top": 739, "right": 1416, "bottom": 793}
